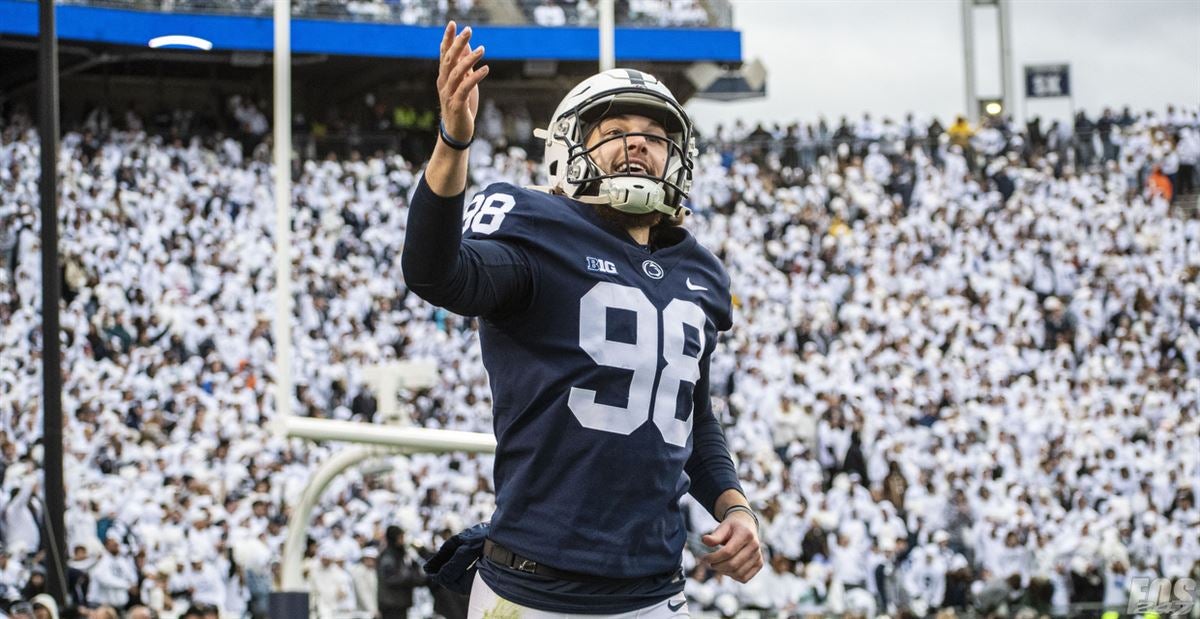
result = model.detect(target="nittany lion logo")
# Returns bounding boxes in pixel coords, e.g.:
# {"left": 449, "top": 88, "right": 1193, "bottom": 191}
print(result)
{"left": 641, "top": 260, "right": 664, "bottom": 280}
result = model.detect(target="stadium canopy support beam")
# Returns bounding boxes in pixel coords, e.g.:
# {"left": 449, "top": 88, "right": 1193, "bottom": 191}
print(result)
{"left": 599, "top": 0, "right": 614, "bottom": 72}
{"left": 960, "top": 0, "right": 976, "bottom": 123}
{"left": 997, "top": 0, "right": 1015, "bottom": 121}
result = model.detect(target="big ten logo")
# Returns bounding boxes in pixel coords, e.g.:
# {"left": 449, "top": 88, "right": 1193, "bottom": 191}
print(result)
{"left": 586, "top": 257, "right": 618, "bottom": 275}
{"left": 1128, "top": 577, "right": 1197, "bottom": 617}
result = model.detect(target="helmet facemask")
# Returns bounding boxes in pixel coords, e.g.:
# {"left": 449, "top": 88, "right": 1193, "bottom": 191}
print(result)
{"left": 567, "top": 111, "right": 693, "bottom": 216}
{"left": 538, "top": 71, "right": 696, "bottom": 218}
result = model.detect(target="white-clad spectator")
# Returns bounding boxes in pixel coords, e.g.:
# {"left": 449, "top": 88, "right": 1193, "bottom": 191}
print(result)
{"left": 1160, "top": 528, "right": 1198, "bottom": 578}
{"left": 863, "top": 142, "right": 891, "bottom": 185}
{"left": 532, "top": 0, "right": 566, "bottom": 26}
{"left": 0, "top": 546, "right": 25, "bottom": 605}
{"left": 904, "top": 546, "right": 947, "bottom": 613}
{"left": 1102, "top": 559, "right": 1131, "bottom": 611}
{"left": 3, "top": 478, "right": 40, "bottom": 559}
{"left": 141, "top": 559, "right": 182, "bottom": 619}
{"left": 309, "top": 542, "right": 356, "bottom": 619}
{"left": 989, "top": 529, "right": 1033, "bottom": 581}
{"left": 324, "top": 522, "right": 361, "bottom": 564}
{"left": 179, "top": 549, "right": 227, "bottom": 609}
{"left": 88, "top": 536, "right": 138, "bottom": 609}
{"left": 350, "top": 546, "right": 380, "bottom": 618}
{"left": 829, "top": 532, "right": 869, "bottom": 590}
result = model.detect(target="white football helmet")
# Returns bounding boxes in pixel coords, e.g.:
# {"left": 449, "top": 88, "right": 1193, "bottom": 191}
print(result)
{"left": 535, "top": 68, "right": 696, "bottom": 216}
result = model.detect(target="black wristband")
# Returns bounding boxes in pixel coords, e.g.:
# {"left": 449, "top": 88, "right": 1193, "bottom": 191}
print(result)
{"left": 722, "top": 504, "right": 760, "bottom": 530}
{"left": 439, "top": 121, "right": 473, "bottom": 151}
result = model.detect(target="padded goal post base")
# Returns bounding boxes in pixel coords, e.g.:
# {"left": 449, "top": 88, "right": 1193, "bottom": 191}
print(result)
{"left": 269, "top": 591, "right": 309, "bottom": 619}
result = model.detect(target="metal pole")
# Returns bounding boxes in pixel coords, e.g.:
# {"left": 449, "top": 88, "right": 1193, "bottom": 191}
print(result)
{"left": 275, "top": 429, "right": 495, "bottom": 593}
{"left": 268, "top": 12, "right": 296, "bottom": 613}
{"left": 599, "top": 0, "right": 615, "bottom": 72}
{"left": 960, "top": 0, "right": 977, "bottom": 123}
{"left": 277, "top": 416, "right": 498, "bottom": 453}
{"left": 273, "top": 0, "right": 293, "bottom": 420}
{"left": 37, "top": 0, "right": 68, "bottom": 610}
{"left": 997, "top": 0, "right": 1014, "bottom": 121}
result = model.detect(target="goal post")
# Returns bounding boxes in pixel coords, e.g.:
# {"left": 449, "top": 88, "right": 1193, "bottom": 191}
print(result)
{"left": 268, "top": 408, "right": 497, "bottom": 618}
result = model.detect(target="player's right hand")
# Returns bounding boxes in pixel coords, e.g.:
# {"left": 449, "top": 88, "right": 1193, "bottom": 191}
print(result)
{"left": 437, "top": 21, "right": 489, "bottom": 144}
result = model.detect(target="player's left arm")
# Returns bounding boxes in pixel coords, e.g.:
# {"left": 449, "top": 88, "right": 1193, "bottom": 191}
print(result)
{"left": 684, "top": 353, "right": 763, "bottom": 583}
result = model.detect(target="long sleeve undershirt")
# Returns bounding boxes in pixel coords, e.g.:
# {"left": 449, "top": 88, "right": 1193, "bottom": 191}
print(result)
{"left": 400, "top": 176, "right": 533, "bottom": 319}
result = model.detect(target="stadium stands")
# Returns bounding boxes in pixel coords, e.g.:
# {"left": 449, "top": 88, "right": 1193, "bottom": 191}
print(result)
{"left": 55, "top": 0, "right": 492, "bottom": 26}
{"left": 52, "top": 0, "right": 723, "bottom": 27}
{"left": 523, "top": 0, "right": 711, "bottom": 27}
{"left": 0, "top": 103, "right": 1198, "bottom": 618}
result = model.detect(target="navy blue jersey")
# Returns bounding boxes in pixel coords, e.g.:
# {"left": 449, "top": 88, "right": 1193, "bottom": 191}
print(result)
{"left": 402, "top": 178, "right": 741, "bottom": 613}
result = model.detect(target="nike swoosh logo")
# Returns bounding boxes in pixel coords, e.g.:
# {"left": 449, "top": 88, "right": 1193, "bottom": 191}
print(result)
{"left": 668, "top": 600, "right": 686, "bottom": 612}
{"left": 685, "top": 278, "right": 708, "bottom": 291}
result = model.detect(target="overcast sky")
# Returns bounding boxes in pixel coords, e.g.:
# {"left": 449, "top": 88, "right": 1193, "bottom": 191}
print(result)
{"left": 684, "top": 0, "right": 1200, "bottom": 133}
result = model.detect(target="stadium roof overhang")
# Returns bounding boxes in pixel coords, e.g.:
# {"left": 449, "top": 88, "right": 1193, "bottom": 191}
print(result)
{"left": 687, "top": 59, "right": 766, "bottom": 101}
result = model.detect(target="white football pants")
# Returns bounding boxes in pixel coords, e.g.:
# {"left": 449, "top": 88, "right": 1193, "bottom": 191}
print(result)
{"left": 467, "top": 572, "right": 690, "bottom": 618}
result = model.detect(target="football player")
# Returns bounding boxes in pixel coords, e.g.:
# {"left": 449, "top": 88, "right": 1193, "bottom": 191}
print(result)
{"left": 402, "top": 22, "right": 763, "bottom": 617}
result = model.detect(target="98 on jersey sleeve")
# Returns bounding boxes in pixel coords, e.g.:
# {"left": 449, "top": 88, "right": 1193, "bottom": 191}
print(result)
{"left": 462, "top": 183, "right": 732, "bottom": 578}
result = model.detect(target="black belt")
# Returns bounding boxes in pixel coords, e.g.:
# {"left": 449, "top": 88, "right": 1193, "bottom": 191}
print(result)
{"left": 483, "top": 539, "right": 669, "bottom": 585}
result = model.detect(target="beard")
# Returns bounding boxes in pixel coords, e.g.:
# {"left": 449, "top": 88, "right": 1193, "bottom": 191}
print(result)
{"left": 591, "top": 204, "right": 663, "bottom": 230}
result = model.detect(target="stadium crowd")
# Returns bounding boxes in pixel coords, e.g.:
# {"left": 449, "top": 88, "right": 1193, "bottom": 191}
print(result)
{"left": 57, "top": 0, "right": 487, "bottom": 26}
{"left": 526, "top": 0, "right": 710, "bottom": 27}
{"left": 1, "top": 99, "right": 1198, "bottom": 619}
{"left": 56, "top": 0, "right": 712, "bottom": 28}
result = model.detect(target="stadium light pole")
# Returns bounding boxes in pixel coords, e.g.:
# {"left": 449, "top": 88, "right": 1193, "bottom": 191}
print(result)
{"left": 960, "top": 0, "right": 976, "bottom": 123}
{"left": 599, "top": 0, "right": 614, "bottom": 71}
{"left": 961, "top": 0, "right": 1012, "bottom": 122}
{"left": 268, "top": 0, "right": 301, "bottom": 616}
{"left": 997, "top": 0, "right": 1015, "bottom": 121}
{"left": 37, "top": 0, "right": 68, "bottom": 610}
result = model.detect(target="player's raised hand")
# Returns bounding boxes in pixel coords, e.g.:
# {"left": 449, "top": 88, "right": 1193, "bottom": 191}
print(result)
{"left": 437, "top": 21, "right": 489, "bottom": 144}
{"left": 700, "top": 511, "right": 764, "bottom": 583}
